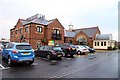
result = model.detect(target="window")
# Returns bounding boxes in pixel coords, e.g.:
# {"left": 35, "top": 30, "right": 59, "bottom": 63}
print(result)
{"left": 97, "top": 42, "right": 99, "bottom": 46}
{"left": 53, "top": 47, "right": 62, "bottom": 51}
{"left": 25, "top": 26, "right": 29, "bottom": 33}
{"left": 16, "top": 45, "right": 32, "bottom": 50}
{"left": 39, "top": 46, "right": 45, "bottom": 50}
{"left": 95, "top": 42, "right": 96, "bottom": 46}
{"left": 53, "top": 29, "right": 60, "bottom": 34}
{"left": 44, "top": 46, "right": 49, "bottom": 50}
{"left": 104, "top": 42, "right": 106, "bottom": 46}
{"left": 15, "top": 30, "right": 17, "bottom": 34}
{"left": 37, "top": 26, "right": 42, "bottom": 33}
{"left": 19, "top": 28, "right": 22, "bottom": 34}
{"left": 101, "top": 42, "right": 103, "bottom": 46}
{"left": 7, "top": 43, "right": 14, "bottom": 49}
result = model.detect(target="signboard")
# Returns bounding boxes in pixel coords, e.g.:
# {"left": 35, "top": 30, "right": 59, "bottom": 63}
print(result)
{"left": 48, "top": 40, "right": 54, "bottom": 46}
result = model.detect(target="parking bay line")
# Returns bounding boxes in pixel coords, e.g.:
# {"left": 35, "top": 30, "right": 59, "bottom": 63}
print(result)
{"left": 0, "top": 64, "right": 10, "bottom": 70}
{"left": 49, "top": 55, "right": 113, "bottom": 78}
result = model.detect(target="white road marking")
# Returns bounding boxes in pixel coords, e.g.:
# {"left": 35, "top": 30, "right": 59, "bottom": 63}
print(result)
{"left": 31, "top": 63, "right": 37, "bottom": 66}
{"left": 0, "top": 64, "right": 5, "bottom": 69}
{"left": 49, "top": 54, "right": 114, "bottom": 78}
{"left": 67, "top": 58, "right": 71, "bottom": 60}
{"left": 0, "top": 64, "right": 10, "bottom": 70}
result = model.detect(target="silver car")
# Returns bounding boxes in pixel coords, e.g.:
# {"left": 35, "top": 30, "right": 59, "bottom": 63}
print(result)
{"left": 75, "top": 45, "right": 90, "bottom": 55}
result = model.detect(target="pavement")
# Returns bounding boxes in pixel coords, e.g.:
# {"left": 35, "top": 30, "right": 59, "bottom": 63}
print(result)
{"left": 95, "top": 49, "right": 118, "bottom": 53}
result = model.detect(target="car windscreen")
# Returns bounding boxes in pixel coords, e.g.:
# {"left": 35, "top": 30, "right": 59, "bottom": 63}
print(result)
{"left": 53, "top": 47, "right": 62, "bottom": 51}
{"left": 69, "top": 45, "right": 75, "bottom": 48}
{"left": 84, "top": 46, "right": 89, "bottom": 48}
{"left": 16, "top": 45, "right": 32, "bottom": 50}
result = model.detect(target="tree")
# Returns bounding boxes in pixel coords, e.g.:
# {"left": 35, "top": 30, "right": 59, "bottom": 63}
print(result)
{"left": 41, "top": 38, "right": 47, "bottom": 45}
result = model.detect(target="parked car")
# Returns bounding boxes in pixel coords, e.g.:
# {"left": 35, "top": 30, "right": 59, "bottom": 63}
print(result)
{"left": 34, "top": 45, "right": 63, "bottom": 60}
{"left": 60, "top": 43, "right": 76, "bottom": 57}
{"left": 83, "top": 45, "right": 95, "bottom": 53}
{"left": 75, "top": 45, "right": 90, "bottom": 55}
{"left": 2, "top": 42, "right": 35, "bottom": 66}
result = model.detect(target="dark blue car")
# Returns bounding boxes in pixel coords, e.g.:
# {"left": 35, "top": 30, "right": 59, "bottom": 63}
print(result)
{"left": 2, "top": 42, "right": 35, "bottom": 66}
{"left": 60, "top": 43, "right": 76, "bottom": 57}
{"left": 83, "top": 45, "right": 95, "bottom": 53}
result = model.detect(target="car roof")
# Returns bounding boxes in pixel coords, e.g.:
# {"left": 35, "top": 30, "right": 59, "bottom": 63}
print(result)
{"left": 44, "top": 45, "right": 60, "bottom": 47}
{"left": 10, "top": 42, "right": 30, "bottom": 45}
{"left": 75, "top": 45, "right": 84, "bottom": 46}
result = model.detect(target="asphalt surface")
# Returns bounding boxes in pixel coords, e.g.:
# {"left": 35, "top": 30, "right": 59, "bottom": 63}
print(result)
{"left": 0, "top": 50, "right": 118, "bottom": 79}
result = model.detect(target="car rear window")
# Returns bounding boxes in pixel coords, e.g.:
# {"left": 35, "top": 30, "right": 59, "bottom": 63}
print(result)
{"left": 84, "top": 46, "right": 89, "bottom": 48}
{"left": 16, "top": 45, "right": 32, "bottom": 50}
{"left": 69, "top": 45, "right": 75, "bottom": 48}
{"left": 80, "top": 46, "right": 85, "bottom": 48}
{"left": 53, "top": 47, "right": 62, "bottom": 51}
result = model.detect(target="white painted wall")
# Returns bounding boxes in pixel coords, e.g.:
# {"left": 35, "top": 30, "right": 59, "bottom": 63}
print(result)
{"left": 93, "top": 40, "right": 115, "bottom": 49}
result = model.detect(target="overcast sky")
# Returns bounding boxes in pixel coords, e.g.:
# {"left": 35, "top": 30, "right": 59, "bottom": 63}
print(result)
{"left": 0, "top": 0, "right": 118, "bottom": 41}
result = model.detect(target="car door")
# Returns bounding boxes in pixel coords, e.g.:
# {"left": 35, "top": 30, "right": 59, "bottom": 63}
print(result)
{"left": 43, "top": 46, "right": 50, "bottom": 58}
{"left": 2, "top": 43, "right": 14, "bottom": 59}
{"left": 38, "top": 46, "right": 45, "bottom": 57}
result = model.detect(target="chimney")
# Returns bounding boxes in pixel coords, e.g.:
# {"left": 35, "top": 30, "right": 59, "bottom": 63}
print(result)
{"left": 41, "top": 15, "right": 45, "bottom": 20}
{"left": 68, "top": 23, "right": 74, "bottom": 31}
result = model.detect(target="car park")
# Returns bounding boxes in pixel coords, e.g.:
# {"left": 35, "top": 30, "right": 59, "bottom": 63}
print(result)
{"left": 83, "top": 45, "right": 95, "bottom": 53}
{"left": 34, "top": 45, "right": 63, "bottom": 60}
{"left": 2, "top": 42, "right": 35, "bottom": 66}
{"left": 60, "top": 43, "right": 76, "bottom": 57}
{"left": 75, "top": 45, "right": 90, "bottom": 55}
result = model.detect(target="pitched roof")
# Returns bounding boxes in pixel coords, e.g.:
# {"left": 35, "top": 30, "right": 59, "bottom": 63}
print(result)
{"left": 65, "top": 27, "right": 100, "bottom": 38}
{"left": 74, "top": 27, "right": 99, "bottom": 37}
{"left": 65, "top": 30, "right": 76, "bottom": 37}
{"left": 20, "top": 19, "right": 29, "bottom": 25}
{"left": 19, "top": 14, "right": 54, "bottom": 26}
{"left": 95, "top": 34, "right": 112, "bottom": 40}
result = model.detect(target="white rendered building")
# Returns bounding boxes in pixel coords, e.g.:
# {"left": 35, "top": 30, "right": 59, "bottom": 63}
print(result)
{"left": 93, "top": 34, "right": 116, "bottom": 49}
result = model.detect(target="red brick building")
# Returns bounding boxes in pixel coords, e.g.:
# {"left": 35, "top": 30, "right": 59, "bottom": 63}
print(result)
{"left": 10, "top": 14, "right": 64, "bottom": 49}
{"left": 64, "top": 27, "right": 101, "bottom": 47}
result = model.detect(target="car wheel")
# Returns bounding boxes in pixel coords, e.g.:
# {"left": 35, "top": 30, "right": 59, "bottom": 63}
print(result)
{"left": 2, "top": 56, "right": 5, "bottom": 60}
{"left": 81, "top": 52, "right": 85, "bottom": 55}
{"left": 70, "top": 54, "right": 74, "bottom": 57}
{"left": 62, "top": 52, "right": 65, "bottom": 57}
{"left": 29, "top": 60, "right": 34, "bottom": 65}
{"left": 63, "top": 50, "right": 67, "bottom": 57}
{"left": 47, "top": 55, "right": 51, "bottom": 60}
{"left": 77, "top": 51, "right": 81, "bottom": 55}
{"left": 7, "top": 57, "right": 13, "bottom": 66}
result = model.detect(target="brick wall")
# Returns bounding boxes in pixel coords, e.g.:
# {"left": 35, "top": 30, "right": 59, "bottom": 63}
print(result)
{"left": 45, "top": 19, "right": 64, "bottom": 45}
{"left": 10, "top": 18, "right": 65, "bottom": 49}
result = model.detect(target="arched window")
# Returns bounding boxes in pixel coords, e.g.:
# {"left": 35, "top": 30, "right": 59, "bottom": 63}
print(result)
{"left": 76, "top": 36, "right": 87, "bottom": 45}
